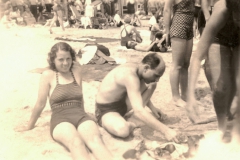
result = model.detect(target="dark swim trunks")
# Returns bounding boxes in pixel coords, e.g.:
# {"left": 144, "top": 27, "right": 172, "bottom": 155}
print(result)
{"left": 95, "top": 97, "right": 128, "bottom": 127}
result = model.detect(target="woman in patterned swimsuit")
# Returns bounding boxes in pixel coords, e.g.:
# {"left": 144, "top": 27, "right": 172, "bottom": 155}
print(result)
{"left": 16, "top": 42, "right": 114, "bottom": 160}
{"left": 187, "top": 0, "right": 240, "bottom": 142}
{"left": 164, "top": 0, "right": 195, "bottom": 107}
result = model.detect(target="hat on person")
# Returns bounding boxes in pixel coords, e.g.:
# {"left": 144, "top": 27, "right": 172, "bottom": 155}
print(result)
{"left": 124, "top": 15, "right": 131, "bottom": 23}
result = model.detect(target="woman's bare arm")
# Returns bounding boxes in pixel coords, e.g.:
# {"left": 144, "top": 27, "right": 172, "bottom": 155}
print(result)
{"left": 163, "top": 0, "right": 174, "bottom": 46}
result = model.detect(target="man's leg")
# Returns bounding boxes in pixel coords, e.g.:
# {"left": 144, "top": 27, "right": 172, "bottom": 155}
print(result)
{"left": 101, "top": 112, "right": 134, "bottom": 138}
{"left": 231, "top": 46, "right": 240, "bottom": 142}
{"left": 204, "top": 44, "right": 234, "bottom": 132}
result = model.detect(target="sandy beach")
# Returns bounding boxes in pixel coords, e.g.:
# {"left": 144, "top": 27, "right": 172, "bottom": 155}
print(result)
{"left": 0, "top": 24, "right": 239, "bottom": 160}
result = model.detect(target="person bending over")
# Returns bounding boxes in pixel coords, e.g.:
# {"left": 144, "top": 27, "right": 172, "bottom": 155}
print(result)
{"left": 126, "top": 32, "right": 168, "bottom": 52}
{"left": 16, "top": 42, "right": 114, "bottom": 160}
{"left": 95, "top": 53, "right": 179, "bottom": 142}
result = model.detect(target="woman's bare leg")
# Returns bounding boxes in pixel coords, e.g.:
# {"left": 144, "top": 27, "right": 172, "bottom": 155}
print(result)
{"left": 78, "top": 120, "right": 113, "bottom": 160}
{"left": 53, "top": 122, "right": 91, "bottom": 160}
{"left": 170, "top": 37, "right": 190, "bottom": 107}
{"left": 180, "top": 39, "right": 193, "bottom": 100}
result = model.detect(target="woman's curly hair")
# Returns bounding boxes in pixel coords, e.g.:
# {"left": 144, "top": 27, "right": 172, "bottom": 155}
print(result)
{"left": 47, "top": 42, "right": 76, "bottom": 71}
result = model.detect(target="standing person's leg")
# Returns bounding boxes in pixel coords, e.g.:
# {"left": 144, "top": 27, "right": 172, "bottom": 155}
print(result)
{"left": 57, "top": 10, "right": 65, "bottom": 31}
{"left": 77, "top": 120, "right": 113, "bottom": 160}
{"left": 49, "top": 14, "right": 58, "bottom": 33}
{"left": 52, "top": 122, "right": 91, "bottom": 160}
{"left": 204, "top": 43, "right": 233, "bottom": 132}
{"left": 232, "top": 46, "right": 240, "bottom": 142}
{"left": 170, "top": 37, "right": 188, "bottom": 107}
{"left": 180, "top": 39, "right": 193, "bottom": 100}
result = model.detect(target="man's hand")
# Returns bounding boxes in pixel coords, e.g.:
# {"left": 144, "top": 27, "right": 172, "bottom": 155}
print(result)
{"left": 164, "top": 128, "right": 179, "bottom": 143}
{"left": 150, "top": 107, "right": 167, "bottom": 121}
{"left": 185, "top": 98, "right": 200, "bottom": 123}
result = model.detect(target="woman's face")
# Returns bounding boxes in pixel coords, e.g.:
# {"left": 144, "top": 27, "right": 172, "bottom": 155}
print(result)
{"left": 54, "top": 50, "right": 73, "bottom": 72}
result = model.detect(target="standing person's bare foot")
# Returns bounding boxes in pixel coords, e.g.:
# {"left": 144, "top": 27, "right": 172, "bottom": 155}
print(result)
{"left": 49, "top": 29, "right": 53, "bottom": 34}
{"left": 171, "top": 98, "right": 186, "bottom": 108}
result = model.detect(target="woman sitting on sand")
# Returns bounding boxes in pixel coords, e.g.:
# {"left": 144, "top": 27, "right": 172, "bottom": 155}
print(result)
{"left": 120, "top": 14, "right": 142, "bottom": 46}
{"left": 16, "top": 42, "right": 114, "bottom": 160}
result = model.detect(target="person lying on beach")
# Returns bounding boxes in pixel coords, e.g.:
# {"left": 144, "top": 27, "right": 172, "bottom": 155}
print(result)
{"left": 15, "top": 42, "right": 115, "bottom": 160}
{"left": 125, "top": 32, "right": 168, "bottom": 52}
{"left": 95, "top": 53, "right": 179, "bottom": 142}
{"left": 186, "top": 0, "right": 240, "bottom": 142}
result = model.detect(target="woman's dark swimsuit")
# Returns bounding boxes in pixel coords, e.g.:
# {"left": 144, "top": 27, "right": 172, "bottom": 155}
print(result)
{"left": 50, "top": 70, "right": 92, "bottom": 139}
{"left": 121, "top": 24, "right": 134, "bottom": 46}
{"left": 170, "top": 0, "right": 195, "bottom": 40}
{"left": 95, "top": 95, "right": 128, "bottom": 127}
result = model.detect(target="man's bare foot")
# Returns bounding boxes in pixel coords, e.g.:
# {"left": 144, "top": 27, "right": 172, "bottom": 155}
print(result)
{"left": 127, "top": 114, "right": 145, "bottom": 128}
{"left": 171, "top": 98, "right": 186, "bottom": 108}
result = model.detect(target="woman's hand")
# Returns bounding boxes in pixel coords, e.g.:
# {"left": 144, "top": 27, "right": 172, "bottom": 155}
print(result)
{"left": 14, "top": 123, "right": 32, "bottom": 132}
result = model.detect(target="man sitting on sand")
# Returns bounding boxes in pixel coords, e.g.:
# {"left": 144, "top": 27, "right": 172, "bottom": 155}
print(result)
{"left": 126, "top": 32, "right": 168, "bottom": 52}
{"left": 95, "top": 53, "right": 179, "bottom": 142}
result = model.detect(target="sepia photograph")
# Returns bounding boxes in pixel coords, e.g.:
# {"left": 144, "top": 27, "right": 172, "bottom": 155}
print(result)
{"left": 0, "top": 0, "right": 240, "bottom": 159}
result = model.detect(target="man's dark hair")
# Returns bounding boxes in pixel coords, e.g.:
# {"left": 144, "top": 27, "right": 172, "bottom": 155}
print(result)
{"left": 126, "top": 41, "right": 131, "bottom": 49}
{"left": 226, "top": 0, "right": 240, "bottom": 12}
{"left": 156, "top": 15, "right": 163, "bottom": 23}
{"left": 141, "top": 53, "right": 161, "bottom": 69}
{"left": 155, "top": 31, "right": 163, "bottom": 40}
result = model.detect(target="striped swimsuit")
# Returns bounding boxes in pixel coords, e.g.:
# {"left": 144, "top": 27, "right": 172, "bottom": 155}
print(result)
{"left": 49, "top": 70, "right": 92, "bottom": 139}
{"left": 170, "top": 0, "right": 195, "bottom": 40}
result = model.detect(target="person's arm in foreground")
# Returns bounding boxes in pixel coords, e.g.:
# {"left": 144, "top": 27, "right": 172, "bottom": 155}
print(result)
{"left": 163, "top": 0, "right": 173, "bottom": 47}
{"left": 201, "top": 0, "right": 211, "bottom": 21}
{"left": 134, "top": 39, "right": 159, "bottom": 52}
{"left": 186, "top": 0, "right": 228, "bottom": 122}
{"left": 16, "top": 72, "right": 50, "bottom": 131}
{"left": 125, "top": 74, "right": 178, "bottom": 142}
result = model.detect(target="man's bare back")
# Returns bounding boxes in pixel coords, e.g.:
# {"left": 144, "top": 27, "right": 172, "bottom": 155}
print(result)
{"left": 96, "top": 63, "right": 141, "bottom": 104}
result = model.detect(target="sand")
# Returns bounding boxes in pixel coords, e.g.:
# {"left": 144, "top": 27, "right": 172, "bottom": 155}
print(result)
{"left": 0, "top": 25, "right": 239, "bottom": 160}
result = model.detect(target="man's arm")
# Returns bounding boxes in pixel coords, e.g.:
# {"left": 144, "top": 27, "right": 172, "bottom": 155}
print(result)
{"left": 187, "top": 0, "right": 229, "bottom": 122}
{"left": 124, "top": 74, "right": 178, "bottom": 142}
